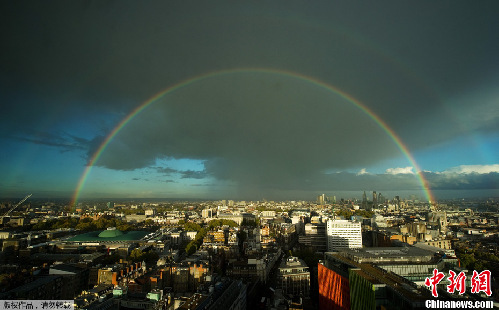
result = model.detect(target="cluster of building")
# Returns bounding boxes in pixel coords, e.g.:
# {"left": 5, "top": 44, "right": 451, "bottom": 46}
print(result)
{"left": 0, "top": 195, "right": 498, "bottom": 309}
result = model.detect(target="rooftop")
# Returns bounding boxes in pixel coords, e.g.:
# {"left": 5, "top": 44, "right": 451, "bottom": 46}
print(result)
{"left": 68, "top": 229, "right": 148, "bottom": 242}
{"left": 337, "top": 246, "right": 435, "bottom": 264}
{"left": 98, "top": 227, "right": 124, "bottom": 238}
{"left": 279, "top": 256, "right": 308, "bottom": 269}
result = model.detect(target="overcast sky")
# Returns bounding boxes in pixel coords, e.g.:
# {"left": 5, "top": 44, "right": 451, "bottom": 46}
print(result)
{"left": 1, "top": 1, "right": 498, "bottom": 201}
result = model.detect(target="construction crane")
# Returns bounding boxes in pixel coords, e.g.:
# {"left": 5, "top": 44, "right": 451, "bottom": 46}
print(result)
{"left": 2, "top": 194, "right": 32, "bottom": 218}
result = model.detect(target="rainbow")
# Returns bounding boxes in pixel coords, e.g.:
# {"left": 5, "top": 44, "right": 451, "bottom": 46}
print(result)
{"left": 71, "top": 68, "right": 434, "bottom": 206}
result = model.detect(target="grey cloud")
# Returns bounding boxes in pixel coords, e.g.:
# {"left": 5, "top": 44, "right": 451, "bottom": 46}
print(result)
{"left": 7, "top": 131, "right": 89, "bottom": 153}
{"left": 2, "top": 1, "right": 499, "bottom": 199}
{"left": 2, "top": 1, "right": 499, "bottom": 145}
{"left": 155, "top": 167, "right": 179, "bottom": 175}
{"left": 180, "top": 170, "right": 210, "bottom": 179}
{"left": 155, "top": 167, "right": 209, "bottom": 180}
{"left": 226, "top": 171, "right": 499, "bottom": 200}
{"left": 424, "top": 172, "right": 499, "bottom": 190}
{"left": 92, "top": 70, "right": 499, "bottom": 197}
{"left": 96, "top": 75, "right": 402, "bottom": 187}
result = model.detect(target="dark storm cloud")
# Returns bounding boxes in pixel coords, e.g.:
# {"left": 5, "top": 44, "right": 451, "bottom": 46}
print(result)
{"left": 2, "top": 1, "right": 498, "bottom": 135}
{"left": 216, "top": 169, "right": 499, "bottom": 196}
{"left": 95, "top": 74, "right": 404, "bottom": 191}
{"left": 91, "top": 68, "right": 499, "bottom": 196}
{"left": 318, "top": 169, "right": 499, "bottom": 192}
{"left": 2, "top": 1, "right": 499, "bottom": 196}
{"left": 424, "top": 172, "right": 499, "bottom": 190}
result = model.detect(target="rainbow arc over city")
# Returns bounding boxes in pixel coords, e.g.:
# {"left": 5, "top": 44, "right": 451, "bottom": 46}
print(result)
{"left": 71, "top": 68, "right": 435, "bottom": 206}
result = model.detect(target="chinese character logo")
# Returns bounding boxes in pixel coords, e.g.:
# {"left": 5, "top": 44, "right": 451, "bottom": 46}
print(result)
{"left": 447, "top": 270, "right": 466, "bottom": 294}
{"left": 471, "top": 270, "right": 492, "bottom": 296}
{"left": 425, "top": 268, "right": 445, "bottom": 297}
{"left": 424, "top": 269, "right": 493, "bottom": 298}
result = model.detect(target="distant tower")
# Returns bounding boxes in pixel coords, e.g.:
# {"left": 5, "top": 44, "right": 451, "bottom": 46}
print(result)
{"left": 317, "top": 194, "right": 325, "bottom": 205}
{"left": 317, "top": 194, "right": 326, "bottom": 205}
{"left": 362, "top": 191, "right": 367, "bottom": 209}
{"left": 378, "top": 192, "right": 384, "bottom": 204}
{"left": 372, "top": 191, "right": 377, "bottom": 208}
{"left": 394, "top": 196, "right": 400, "bottom": 211}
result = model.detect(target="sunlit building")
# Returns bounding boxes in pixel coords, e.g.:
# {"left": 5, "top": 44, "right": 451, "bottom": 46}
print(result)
{"left": 319, "top": 251, "right": 434, "bottom": 310}
{"left": 278, "top": 256, "right": 310, "bottom": 297}
{"left": 326, "top": 220, "right": 362, "bottom": 251}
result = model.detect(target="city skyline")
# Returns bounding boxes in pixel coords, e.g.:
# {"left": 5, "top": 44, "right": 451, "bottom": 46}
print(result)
{"left": 1, "top": 1, "right": 499, "bottom": 200}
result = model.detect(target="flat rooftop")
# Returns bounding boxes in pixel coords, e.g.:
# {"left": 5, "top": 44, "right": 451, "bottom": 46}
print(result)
{"left": 336, "top": 246, "right": 435, "bottom": 264}
{"left": 279, "top": 256, "right": 308, "bottom": 269}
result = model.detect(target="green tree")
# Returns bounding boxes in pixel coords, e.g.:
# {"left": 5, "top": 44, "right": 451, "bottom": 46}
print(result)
{"left": 355, "top": 209, "right": 374, "bottom": 218}
{"left": 473, "top": 261, "right": 484, "bottom": 271}
{"left": 117, "top": 223, "right": 134, "bottom": 231}
{"left": 185, "top": 242, "right": 197, "bottom": 256}
{"left": 32, "top": 219, "right": 54, "bottom": 231}
{"left": 75, "top": 221, "right": 97, "bottom": 231}
{"left": 129, "top": 248, "right": 145, "bottom": 262}
{"left": 144, "top": 251, "right": 159, "bottom": 265}
{"left": 184, "top": 222, "right": 202, "bottom": 232}
{"left": 208, "top": 219, "right": 238, "bottom": 229}
{"left": 459, "top": 253, "right": 476, "bottom": 269}
{"left": 195, "top": 228, "right": 207, "bottom": 241}
{"left": 336, "top": 209, "right": 353, "bottom": 219}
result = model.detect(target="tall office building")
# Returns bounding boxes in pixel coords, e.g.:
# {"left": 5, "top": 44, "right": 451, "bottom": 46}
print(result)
{"left": 317, "top": 194, "right": 326, "bottom": 205}
{"left": 377, "top": 192, "right": 384, "bottom": 204}
{"left": 372, "top": 191, "right": 377, "bottom": 208}
{"left": 394, "top": 196, "right": 401, "bottom": 211}
{"left": 326, "top": 220, "right": 362, "bottom": 251}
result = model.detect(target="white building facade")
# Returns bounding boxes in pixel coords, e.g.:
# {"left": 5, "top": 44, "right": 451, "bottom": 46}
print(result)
{"left": 326, "top": 220, "right": 362, "bottom": 251}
